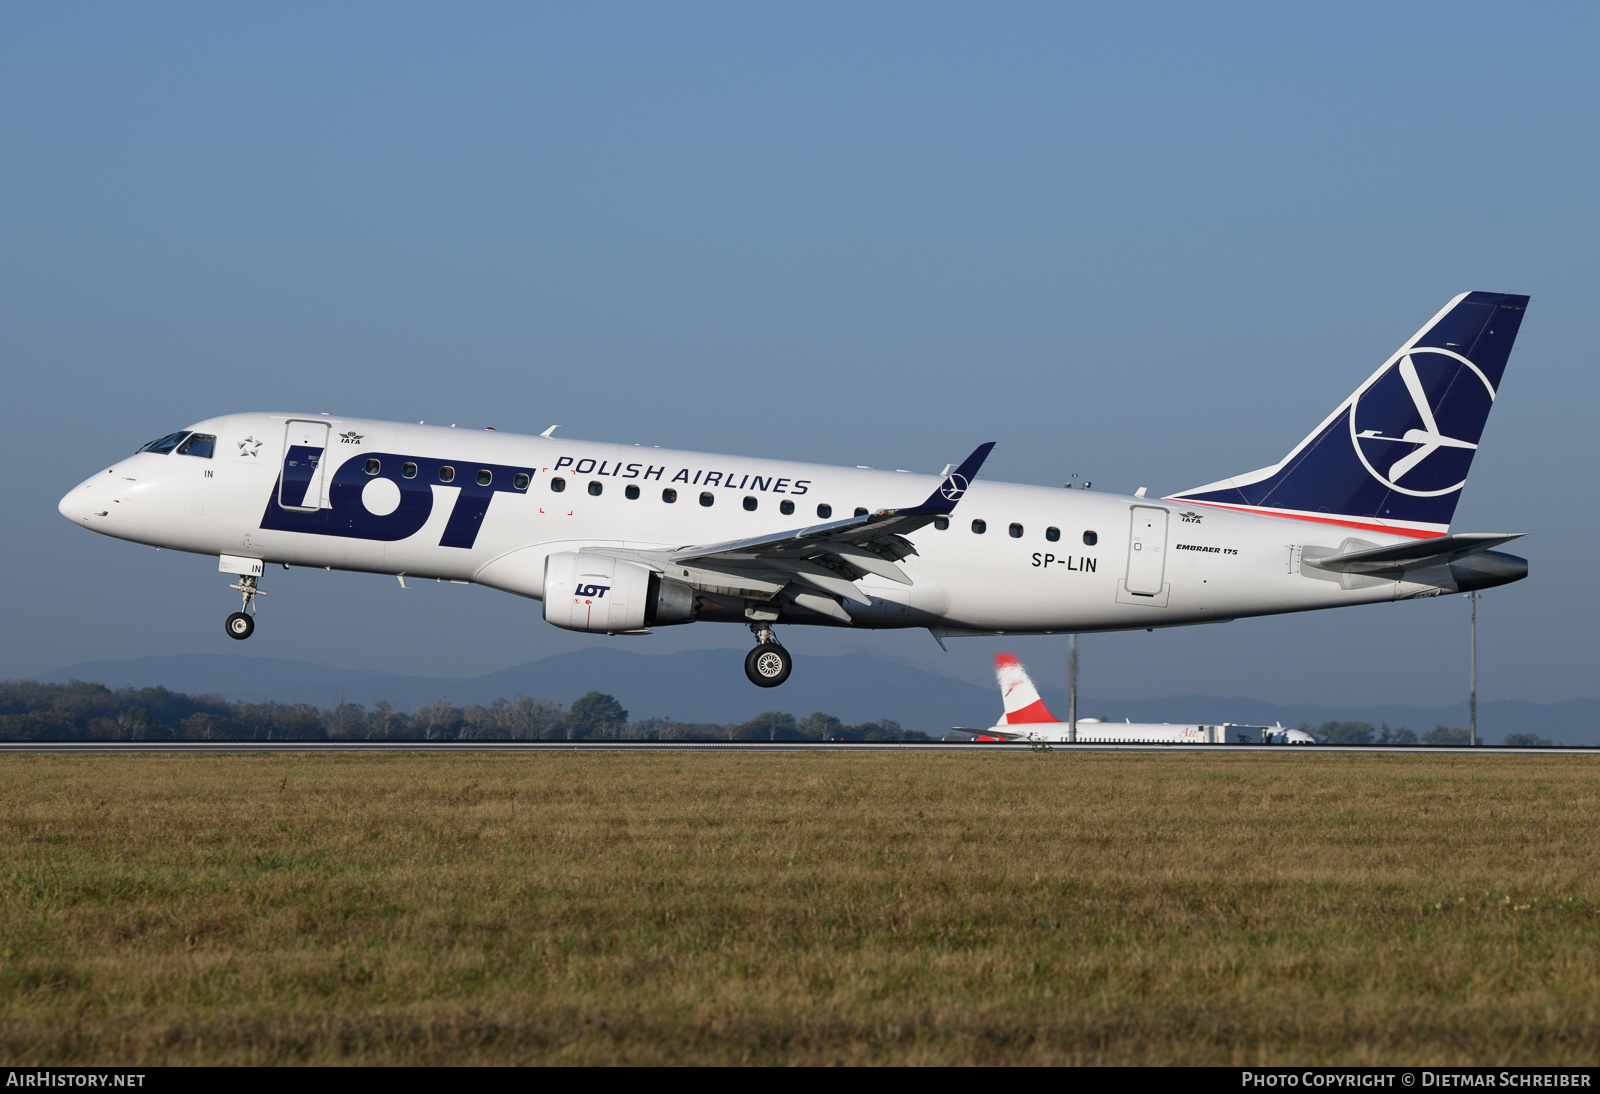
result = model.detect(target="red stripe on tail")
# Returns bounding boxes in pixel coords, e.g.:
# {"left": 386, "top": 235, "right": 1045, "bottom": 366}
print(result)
{"left": 1002, "top": 698, "right": 1057, "bottom": 724}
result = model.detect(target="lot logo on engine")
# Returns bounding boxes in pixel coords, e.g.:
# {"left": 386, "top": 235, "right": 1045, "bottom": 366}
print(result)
{"left": 575, "top": 584, "right": 610, "bottom": 598}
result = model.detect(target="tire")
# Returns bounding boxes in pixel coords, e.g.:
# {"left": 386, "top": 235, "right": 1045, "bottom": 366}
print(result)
{"left": 744, "top": 643, "right": 791, "bottom": 688}
{"left": 225, "top": 612, "right": 254, "bottom": 640}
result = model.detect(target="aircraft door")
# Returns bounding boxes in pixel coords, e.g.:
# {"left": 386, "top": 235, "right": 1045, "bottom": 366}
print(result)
{"left": 1125, "top": 506, "right": 1169, "bottom": 596}
{"left": 278, "top": 421, "right": 330, "bottom": 512}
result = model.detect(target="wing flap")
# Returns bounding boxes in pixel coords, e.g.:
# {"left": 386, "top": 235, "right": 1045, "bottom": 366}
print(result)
{"left": 790, "top": 559, "right": 872, "bottom": 605}
{"left": 790, "top": 589, "right": 852, "bottom": 622}
{"left": 831, "top": 542, "right": 912, "bottom": 585}
{"left": 674, "top": 563, "right": 790, "bottom": 601}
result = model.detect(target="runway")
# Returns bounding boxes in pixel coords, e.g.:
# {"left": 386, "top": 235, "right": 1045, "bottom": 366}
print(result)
{"left": 0, "top": 741, "right": 1593, "bottom": 754}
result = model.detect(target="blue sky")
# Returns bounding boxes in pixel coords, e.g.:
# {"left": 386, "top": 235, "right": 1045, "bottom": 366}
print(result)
{"left": 3, "top": 2, "right": 1596, "bottom": 705}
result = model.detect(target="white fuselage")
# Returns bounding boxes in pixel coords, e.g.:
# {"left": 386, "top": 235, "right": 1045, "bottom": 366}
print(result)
{"left": 980, "top": 722, "right": 1316, "bottom": 744}
{"left": 58, "top": 412, "right": 1455, "bottom": 635}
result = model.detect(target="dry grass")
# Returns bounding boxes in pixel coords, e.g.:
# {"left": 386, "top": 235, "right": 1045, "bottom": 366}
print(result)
{"left": 0, "top": 751, "right": 1596, "bottom": 1065}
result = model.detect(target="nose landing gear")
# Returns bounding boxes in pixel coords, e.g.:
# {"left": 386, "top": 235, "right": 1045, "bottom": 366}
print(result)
{"left": 744, "top": 623, "right": 792, "bottom": 688}
{"left": 225, "top": 574, "right": 263, "bottom": 641}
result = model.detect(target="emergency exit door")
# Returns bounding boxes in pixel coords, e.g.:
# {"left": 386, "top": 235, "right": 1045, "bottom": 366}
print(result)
{"left": 1125, "top": 506, "right": 1169, "bottom": 596}
{"left": 278, "top": 420, "right": 330, "bottom": 512}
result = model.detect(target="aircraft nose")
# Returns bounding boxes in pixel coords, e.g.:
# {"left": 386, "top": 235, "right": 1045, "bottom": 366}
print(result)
{"left": 58, "top": 483, "right": 85, "bottom": 524}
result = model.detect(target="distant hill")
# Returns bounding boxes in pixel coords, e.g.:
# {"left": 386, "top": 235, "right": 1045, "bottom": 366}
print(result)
{"left": 33, "top": 650, "right": 1600, "bottom": 744}
{"left": 39, "top": 654, "right": 451, "bottom": 711}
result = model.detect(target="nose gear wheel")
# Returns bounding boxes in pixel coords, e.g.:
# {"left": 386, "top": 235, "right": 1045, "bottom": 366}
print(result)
{"left": 225, "top": 574, "right": 264, "bottom": 640}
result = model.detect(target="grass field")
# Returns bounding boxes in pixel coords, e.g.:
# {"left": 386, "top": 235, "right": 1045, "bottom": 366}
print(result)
{"left": 1, "top": 751, "right": 1596, "bottom": 1065}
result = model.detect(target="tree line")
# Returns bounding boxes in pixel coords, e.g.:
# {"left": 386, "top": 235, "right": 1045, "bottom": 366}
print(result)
{"left": 0, "top": 682, "right": 1565, "bottom": 745}
{"left": 0, "top": 681, "right": 930, "bottom": 742}
{"left": 1298, "top": 721, "right": 1557, "bottom": 747}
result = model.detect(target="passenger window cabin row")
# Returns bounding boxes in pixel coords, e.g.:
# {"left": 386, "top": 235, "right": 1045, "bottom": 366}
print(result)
{"left": 934, "top": 516, "right": 1098, "bottom": 545}
{"left": 543, "top": 476, "right": 1097, "bottom": 544}
{"left": 361, "top": 460, "right": 531, "bottom": 490}
{"left": 547, "top": 476, "right": 869, "bottom": 517}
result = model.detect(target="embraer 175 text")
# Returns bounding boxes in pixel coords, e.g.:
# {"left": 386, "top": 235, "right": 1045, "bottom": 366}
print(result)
{"left": 59, "top": 292, "right": 1530, "bottom": 688}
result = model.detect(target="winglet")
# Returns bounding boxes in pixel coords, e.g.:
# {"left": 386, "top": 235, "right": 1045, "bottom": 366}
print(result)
{"left": 901, "top": 442, "right": 995, "bottom": 516}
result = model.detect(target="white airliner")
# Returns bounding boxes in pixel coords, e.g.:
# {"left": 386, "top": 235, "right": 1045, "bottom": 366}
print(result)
{"left": 954, "top": 653, "right": 1316, "bottom": 744}
{"left": 58, "top": 292, "right": 1530, "bottom": 688}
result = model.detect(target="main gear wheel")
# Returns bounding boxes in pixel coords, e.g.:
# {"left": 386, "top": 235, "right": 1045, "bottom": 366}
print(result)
{"left": 744, "top": 642, "right": 792, "bottom": 688}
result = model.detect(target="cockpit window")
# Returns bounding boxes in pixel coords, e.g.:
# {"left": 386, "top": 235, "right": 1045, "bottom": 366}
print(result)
{"left": 138, "top": 432, "right": 190, "bottom": 455}
{"left": 176, "top": 433, "right": 216, "bottom": 459}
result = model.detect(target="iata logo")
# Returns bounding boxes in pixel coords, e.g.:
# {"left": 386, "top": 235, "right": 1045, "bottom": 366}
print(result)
{"left": 339, "top": 431, "right": 364, "bottom": 444}
{"left": 1180, "top": 511, "right": 1203, "bottom": 524}
{"left": 574, "top": 584, "right": 610, "bottom": 598}
{"left": 939, "top": 473, "right": 969, "bottom": 501}
{"left": 1348, "top": 348, "right": 1495, "bottom": 498}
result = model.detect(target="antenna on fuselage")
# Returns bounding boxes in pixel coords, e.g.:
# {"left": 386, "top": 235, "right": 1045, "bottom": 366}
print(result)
{"left": 541, "top": 425, "right": 560, "bottom": 437}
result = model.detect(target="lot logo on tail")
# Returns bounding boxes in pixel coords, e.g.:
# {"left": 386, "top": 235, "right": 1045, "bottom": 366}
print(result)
{"left": 939, "top": 474, "right": 969, "bottom": 501}
{"left": 1350, "top": 348, "right": 1495, "bottom": 498}
{"left": 1166, "top": 292, "right": 1527, "bottom": 534}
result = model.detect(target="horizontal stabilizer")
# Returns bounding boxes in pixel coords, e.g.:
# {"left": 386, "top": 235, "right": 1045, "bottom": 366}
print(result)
{"left": 1303, "top": 532, "right": 1524, "bottom": 574}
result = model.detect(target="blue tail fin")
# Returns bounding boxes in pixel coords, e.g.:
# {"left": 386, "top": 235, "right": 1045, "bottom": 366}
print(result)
{"left": 1169, "top": 292, "right": 1529, "bottom": 538}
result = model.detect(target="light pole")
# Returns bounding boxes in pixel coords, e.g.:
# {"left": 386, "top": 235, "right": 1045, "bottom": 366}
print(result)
{"left": 1068, "top": 633, "right": 1079, "bottom": 743}
{"left": 1468, "top": 590, "right": 1479, "bottom": 747}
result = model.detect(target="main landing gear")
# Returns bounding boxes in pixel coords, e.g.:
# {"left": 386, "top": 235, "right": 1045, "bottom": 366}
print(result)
{"left": 225, "top": 574, "right": 263, "bottom": 641}
{"left": 744, "top": 623, "right": 792, "bottom": 688}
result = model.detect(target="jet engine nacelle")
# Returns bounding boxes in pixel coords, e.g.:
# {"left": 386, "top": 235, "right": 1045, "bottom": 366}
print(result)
{"left": 541, "top": 551, "right": 696, "bottom": 633}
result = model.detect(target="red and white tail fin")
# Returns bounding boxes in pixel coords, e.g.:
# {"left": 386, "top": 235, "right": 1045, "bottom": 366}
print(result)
{"left": 995, "top": 653, "right": 1058, "bottom": 724}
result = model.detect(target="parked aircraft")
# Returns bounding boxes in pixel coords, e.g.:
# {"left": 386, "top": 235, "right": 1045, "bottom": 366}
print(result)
{"left": 954, "top": 653, "right": 1316, "bottom": 743}
{"left": 58, "top": 292, "right": 1530, "bottom": 687}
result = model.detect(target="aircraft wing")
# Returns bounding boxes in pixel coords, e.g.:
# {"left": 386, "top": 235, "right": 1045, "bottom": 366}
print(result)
{"left": 615, "top": 443, "right": 995, "bottom": 622}
{"left": 1303, "top": 532, "right": 1525, "bottom": 575}
{"left": 952, "top": 725, "right": 1027, "bottom": 740}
